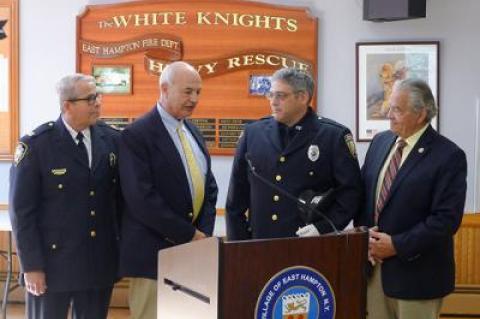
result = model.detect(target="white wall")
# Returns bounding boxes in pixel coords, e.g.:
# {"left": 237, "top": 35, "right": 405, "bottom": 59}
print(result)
{"left": 0, "top": 0, "right": 478, "bottom": 216}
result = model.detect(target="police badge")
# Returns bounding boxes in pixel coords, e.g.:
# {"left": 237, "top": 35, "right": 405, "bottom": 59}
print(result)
{"left": 14, "top": 142, "right": 28, "bottom": 166}
{"left": 307, "top": 145, "right": 320, "bottom": 162}
{"left": 109, "top": 152, "right": 117, "bottom": 167}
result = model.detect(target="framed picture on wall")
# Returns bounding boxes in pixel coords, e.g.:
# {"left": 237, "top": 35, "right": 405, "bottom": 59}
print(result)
{"left": 355, "top": 41, "right": 439, "bottom": 141}
{"left": 249, "top": 74, "right": 272, "bottom": 96}
{"left": 92, "top": 65, "right": 132, "bottom": 95}
{"left": 0, "top": 0, "right": 19, "bottom": 160}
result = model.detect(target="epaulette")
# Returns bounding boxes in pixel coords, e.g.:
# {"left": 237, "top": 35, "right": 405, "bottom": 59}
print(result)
{"left": 97, "top": 120, "right": 122, "bottom": 132}
{"left": 318, "top": 117, "right": 357, "bottom": 158}
{"left": 318, "top": 117, "right": 348, "bottom": 130}
{"left": 21, "top": 121, "right": 55, "bottom": 140}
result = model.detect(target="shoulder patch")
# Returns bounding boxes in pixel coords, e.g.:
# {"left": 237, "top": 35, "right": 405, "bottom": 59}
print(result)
{"left": 14, "top": 142, "right": 28, "bottom": 166}
{"left": 344, "top": 133, "right": 357, "bottom": 159}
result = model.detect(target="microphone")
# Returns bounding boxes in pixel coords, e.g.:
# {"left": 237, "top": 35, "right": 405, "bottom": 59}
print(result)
{"left": 245, "top": 153, "right": 339, "bottom": 234}
{"left": 298, "top": 189, "right": 336, "bottom": 223}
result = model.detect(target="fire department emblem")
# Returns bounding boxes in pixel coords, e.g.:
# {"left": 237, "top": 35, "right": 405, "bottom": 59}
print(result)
{"left": 255, "top": 266, "right": 335, "bottom": 319}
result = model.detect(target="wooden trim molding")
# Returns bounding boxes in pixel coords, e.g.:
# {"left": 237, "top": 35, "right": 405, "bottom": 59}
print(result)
{"left": 441, "top": 213, "right": 480, "bottom": 315}
{"left": 453, "top": 213, "right": 480, "bottom": 286}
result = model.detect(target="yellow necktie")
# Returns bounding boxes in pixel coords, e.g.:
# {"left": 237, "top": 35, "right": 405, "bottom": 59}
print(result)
{"left": 177, "top": 124, "right": 205, "bottom": 222}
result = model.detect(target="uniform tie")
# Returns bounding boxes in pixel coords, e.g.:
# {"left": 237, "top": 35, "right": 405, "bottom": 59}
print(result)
{"left": 76, "top": 132, "right": 89, "bottom": 167}
{"left": 177, "top": 124, "right": 204, "bottom": 221}
{"left": 375, "top": 139, "right": 407, "bottom": 224}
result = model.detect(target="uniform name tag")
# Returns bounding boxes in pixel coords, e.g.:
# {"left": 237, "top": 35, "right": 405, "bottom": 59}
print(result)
{"left": 51, "top": 168, "right": 67, "bottom": 175}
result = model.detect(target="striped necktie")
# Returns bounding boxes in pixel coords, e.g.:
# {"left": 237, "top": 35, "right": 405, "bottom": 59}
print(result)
{"left": 375, "top": 139, "right": 407, "bottom": 224}
{"left": 177, "top": 124, "right": 205, "bottom": 222}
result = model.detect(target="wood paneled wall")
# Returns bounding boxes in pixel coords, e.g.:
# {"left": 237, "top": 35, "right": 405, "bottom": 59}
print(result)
{"left": 454, "top": 213, "right": 480, "bottom": 286}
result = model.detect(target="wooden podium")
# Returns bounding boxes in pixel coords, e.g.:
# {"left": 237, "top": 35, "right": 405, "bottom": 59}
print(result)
{"left": 158, "top": 229, "right": 368, "bottom": 319}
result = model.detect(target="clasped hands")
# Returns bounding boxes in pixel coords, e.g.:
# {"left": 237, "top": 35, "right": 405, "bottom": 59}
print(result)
{"left": 368, "top": 226, "right": 396, "bottom": 266}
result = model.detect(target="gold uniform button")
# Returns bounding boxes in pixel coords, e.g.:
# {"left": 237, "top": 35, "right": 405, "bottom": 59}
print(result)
{"left": 271, "top": 214, "right": 278, "bottom": 221}
{"left": 90, "top": 210, "right": 96, "bottom": 217}
{"left": 89, "top": 191, "right": 95, "bottom": 196}
{"left": 90, "top": 231, "right": 96, "bottom": 237}
{"left": 188, "top": 212, "right": 193, "bottom": 218}
{"left": 275, "top": 175, "right": 282, "bottom": 182}
{"left": 57, "top": 184, "right": 63, "bottom": 189}
{"left": 273, "top": 195, "right": 280, "bottom": 202}
{"left": 309, "top": 171, "right": 314, "bottom": 176}
{"left": 279, "top": 156, "right": 286, "bottom": 163}
{"left": 51, "top": 244, "right": 57, "bottom": 250}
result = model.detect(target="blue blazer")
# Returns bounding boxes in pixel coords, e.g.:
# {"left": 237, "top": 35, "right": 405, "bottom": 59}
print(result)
{"left": 9, "top": 118, "right": 120, "bottom": 292}
{"left": 354, "top": 126, "right": 467, "bottom": 299}
{"left": 118, "top": 107, "right": 218, "bottom": 279}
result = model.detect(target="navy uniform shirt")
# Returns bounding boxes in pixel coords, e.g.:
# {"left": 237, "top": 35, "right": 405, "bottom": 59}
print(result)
{"left": 226, "top": 108, "right": 362, "bottom": 240}
{"left": 9, "top": 118, "right": 121, "bottom": 292}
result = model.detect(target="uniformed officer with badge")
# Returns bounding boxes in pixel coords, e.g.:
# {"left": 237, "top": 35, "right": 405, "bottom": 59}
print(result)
{"left": 9, "top": 74, "right": 120, "bottom": 319}
{"left": 226, "top": 68, "right": 362, "bottom": 240}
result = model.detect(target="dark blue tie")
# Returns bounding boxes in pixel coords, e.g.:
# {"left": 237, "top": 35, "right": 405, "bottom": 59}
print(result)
{"left": 76, "top": 132, "right": 89, "bottom": 167}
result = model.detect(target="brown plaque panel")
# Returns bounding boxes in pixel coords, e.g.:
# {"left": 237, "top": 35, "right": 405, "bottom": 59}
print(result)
{"left": 77, "top": 0, "right": 318, "bottom": 155}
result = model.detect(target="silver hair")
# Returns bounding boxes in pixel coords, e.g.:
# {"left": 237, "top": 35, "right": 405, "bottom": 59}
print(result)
{"left": 159, "top": 61, "right": 198, "bottom": 86}
{"left": 56, "top": 74, "right": 95, "bottom": 111}
{"left": 271, "top": 68, "right": 315, "bottom": 104}
{"left": 393, "top": 78, "right": 438, "bottom": 122}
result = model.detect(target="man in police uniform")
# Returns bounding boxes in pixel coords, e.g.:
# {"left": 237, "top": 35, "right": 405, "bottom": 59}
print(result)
{"left": 226, "top": 68, "right": 362, "bottom": 240}
{"left": 9, "top": 74, "right": 120, "bottom": 319}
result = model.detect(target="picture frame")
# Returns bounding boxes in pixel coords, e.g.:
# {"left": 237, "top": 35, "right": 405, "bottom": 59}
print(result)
{"left": 92, "top": 65, "right": 132, "bottom": 95}
{"left": 0, "top": 0, "right": 19, "bottom": 160}
{"left": 248, "top": 74, "right": 272, "bottom": 96}
{"left": 356, "top": 41, "right": 439, "bottom": 141}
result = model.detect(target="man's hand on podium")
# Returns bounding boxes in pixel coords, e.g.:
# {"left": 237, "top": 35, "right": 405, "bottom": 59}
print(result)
{"left": 296, "top": 224, "right": 320, "bottom": 237}
{"left": 191, "top": 229, "right": 207, "bottom": 241}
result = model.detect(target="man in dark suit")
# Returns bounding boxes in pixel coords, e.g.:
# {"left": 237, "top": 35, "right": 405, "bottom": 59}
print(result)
{"left": 226, "top": 67, "right": 362, "bottom": 240}
{"left": 354, "top": 79, "right": 467, "bottom": 319}
{"left": 9, "top": 74, "right": 120, "bottom": 319}
{"left": 118, "top": 61, "right": 218, "bottom": 318}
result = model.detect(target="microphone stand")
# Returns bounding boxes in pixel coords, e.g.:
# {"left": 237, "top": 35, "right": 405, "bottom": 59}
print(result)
{"left": 245, "top": 154, "right": 340, "bottom": 234}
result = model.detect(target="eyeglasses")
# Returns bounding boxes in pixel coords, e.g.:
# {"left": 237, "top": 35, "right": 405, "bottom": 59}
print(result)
{"left": 265, "top": 91, "right": 300, "bottom": 101}
{"left": 67, "top": 93, "right": 101, "bottom": 105}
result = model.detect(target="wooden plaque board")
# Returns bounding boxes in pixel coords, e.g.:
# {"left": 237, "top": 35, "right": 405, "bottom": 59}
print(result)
{"left": 77, "top": 0, "right": 317, "bottom": 155}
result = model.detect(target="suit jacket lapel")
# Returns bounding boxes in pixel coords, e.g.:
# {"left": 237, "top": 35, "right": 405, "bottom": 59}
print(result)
{"left": 265, "top": 119, "right": 283, "bottom": 153}
{"left": 387, "top": 125, "right": 435, "bottom": 200}
{"left": 283, "top": 111, "right": 317, "bottom": 156}
{"left": 53, "top": 117, "right": 90, "bottom": 169}
{"left": 148, "top": 107, "right": 192, "bottom": 204}
{"left": 90, "top": 125, "right": 107, "bottom": 173}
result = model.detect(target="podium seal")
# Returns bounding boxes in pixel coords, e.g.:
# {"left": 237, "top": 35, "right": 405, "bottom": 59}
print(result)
{"left": 255, "top": 266, "right": 335, "bottom": 319}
